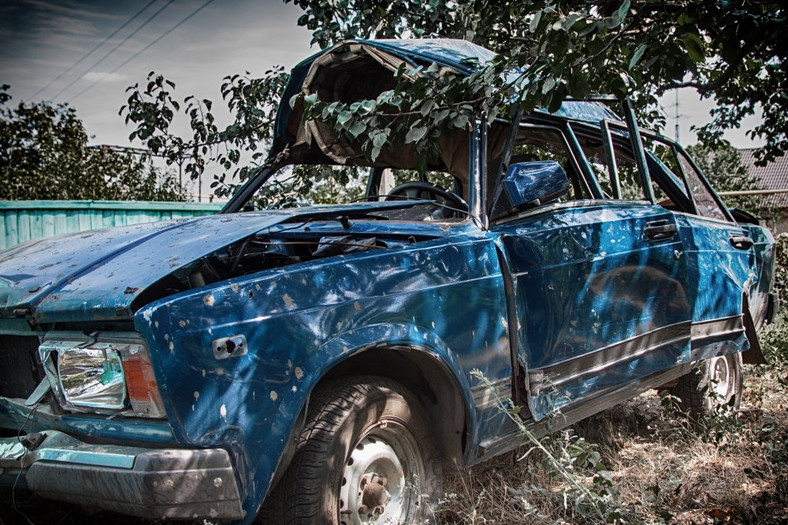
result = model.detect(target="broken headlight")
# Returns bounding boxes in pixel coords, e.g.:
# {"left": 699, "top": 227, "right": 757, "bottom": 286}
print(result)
{"left": 39, "top": 332, "right": 166, "bottom": 418}
{"left": 57, "top": 346, "right": 126, "bottom": 409}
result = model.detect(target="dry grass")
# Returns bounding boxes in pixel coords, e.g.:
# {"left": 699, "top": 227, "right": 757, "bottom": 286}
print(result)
{"left": 4, "top": 353, "right": 788, "bottom": 525}
{"left": 438, "top": 360, "right": 788, "bottom": 524}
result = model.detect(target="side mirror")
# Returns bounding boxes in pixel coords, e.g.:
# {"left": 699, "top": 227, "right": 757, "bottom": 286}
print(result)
{"left": 491, "top": 161, "right": 571, "bottom": 220}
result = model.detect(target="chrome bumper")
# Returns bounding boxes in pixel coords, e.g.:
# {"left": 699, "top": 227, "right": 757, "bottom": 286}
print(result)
{"left": 0, "top": 430, "right": 244, "bottom": 520}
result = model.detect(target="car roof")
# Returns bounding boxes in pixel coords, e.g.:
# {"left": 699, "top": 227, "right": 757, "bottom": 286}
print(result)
{"left": 271, "top": 38, "right": 621, "bottom": 160}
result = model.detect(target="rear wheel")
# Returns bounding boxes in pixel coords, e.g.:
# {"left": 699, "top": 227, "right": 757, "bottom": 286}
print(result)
{"left": 265, "top": 376, "right": 442, "bottom": 524}
{"left": 669, "top": 353, "right": 743, "bottom": 420}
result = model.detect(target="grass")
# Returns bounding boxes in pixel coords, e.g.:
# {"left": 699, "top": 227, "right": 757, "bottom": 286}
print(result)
{"left": 8, "top": 364, "right": 785, "bottom": 524}
{"left": 439, "top": 358, "right": 788, "bottom": 524}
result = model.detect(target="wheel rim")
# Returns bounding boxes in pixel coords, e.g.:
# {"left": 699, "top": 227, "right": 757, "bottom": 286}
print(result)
{"left": 708, "top": 356, "right": 732, "bottom": 401}
{"left": 338, "top": 425, "right": 421, "bottom": 525}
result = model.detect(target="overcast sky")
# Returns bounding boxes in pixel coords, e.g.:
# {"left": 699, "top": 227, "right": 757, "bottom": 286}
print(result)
{"left": 0, "top": 0, "right": 765, "bottom": 195}
{"left": 0, "top": 0, "right": 314, "bottom": 146}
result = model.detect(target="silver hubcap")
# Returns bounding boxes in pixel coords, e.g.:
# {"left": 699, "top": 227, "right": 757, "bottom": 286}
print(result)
{"left": 709, "top": 356, "right": 732, "bottom": 400}
{"left": 339, "top": 433, "right": 416, "bottom": 525}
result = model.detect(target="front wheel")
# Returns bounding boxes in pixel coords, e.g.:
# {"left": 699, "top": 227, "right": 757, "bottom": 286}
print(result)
{"left": 266, "top": 376, "right": 442, "bottom": 524}
{"left": 669, "top": 353, "right": 743, "bottom": 420}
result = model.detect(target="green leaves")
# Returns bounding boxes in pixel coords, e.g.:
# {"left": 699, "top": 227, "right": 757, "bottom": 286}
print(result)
{"left": 122, "top": 67, "right": 290, "bottom": 198}
{"left": 629, "top": 44, "right": 647, "bottom": 70}
{"left": 405, "top": 125, "right": 428, "bottom": 143}
{"left": 336, "top": 109, "right": 353, "bottom": 125}
{"left": 681, "top": 33, "right": 705, "bottom": 62}
{"left": 613, "top": 0, "right": 631, "bottom": 27}
{"left": 371, "top": 130, "right": 388, "bottom": 147}
{"left": 0, "top": 86, "right": 184, "bottom": 201}
{"left": 452, "top": 113, "right": 470, "bottom": 129}
{"left": 113, "top": 0, "right": 788, "bottom": 204}
{"left": 286, "top": 0, "right": 783, "bottom": 169}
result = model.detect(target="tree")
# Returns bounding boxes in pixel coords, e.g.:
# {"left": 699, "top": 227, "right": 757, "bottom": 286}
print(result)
{"left": 121, "top": 0, "right": 785, "bottom": 201}
{"left": 121, "top": 70, "right": 289, "bottom": 199}
{"left": 289, "top": 0, "right": 785, "bottom": 160}
{"left": 686, "top": 141, "right": 765, "bottom": 213}
{"left": 0, "top": 85, "right": 184, "bottom": 201}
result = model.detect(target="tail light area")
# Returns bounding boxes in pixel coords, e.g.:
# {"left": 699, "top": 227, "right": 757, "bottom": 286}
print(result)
{"left": 39, "top": 332, "right": 166, "bottom": 419}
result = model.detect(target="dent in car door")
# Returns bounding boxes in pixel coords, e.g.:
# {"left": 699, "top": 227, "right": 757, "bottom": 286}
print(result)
{"left": 495, "top": 202, "right": 692, "bottom": 420}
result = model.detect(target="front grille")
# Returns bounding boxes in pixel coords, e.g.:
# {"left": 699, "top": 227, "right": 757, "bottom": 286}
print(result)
{"left": 0, "top": 335, "right": 44, "bottom": 399}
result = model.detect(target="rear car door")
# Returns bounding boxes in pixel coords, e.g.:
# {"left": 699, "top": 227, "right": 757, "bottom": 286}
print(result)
{"left": 648, "top": 142, "right": 758, "bottom": 362}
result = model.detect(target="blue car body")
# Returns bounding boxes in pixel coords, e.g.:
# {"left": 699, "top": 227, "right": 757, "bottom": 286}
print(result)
{"left": 0, "top": 39, "right": 776, "bottom": 523}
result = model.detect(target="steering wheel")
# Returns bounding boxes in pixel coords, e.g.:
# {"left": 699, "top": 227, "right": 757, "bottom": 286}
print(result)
{"left": 384, "top": 181, "right": 468, "bottom": 217}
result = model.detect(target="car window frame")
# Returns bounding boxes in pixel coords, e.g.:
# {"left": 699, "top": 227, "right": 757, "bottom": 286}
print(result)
{"left": 566, "top": 117, "right": 734, "bottom": 223}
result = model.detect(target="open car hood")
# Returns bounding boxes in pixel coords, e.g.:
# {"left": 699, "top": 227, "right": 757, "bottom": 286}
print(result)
{"left": 271, "top": 38, "right": 495, "bottom": 158}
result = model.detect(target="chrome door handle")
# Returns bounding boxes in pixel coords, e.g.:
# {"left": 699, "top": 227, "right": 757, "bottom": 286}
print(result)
{"left": 645, "top": 220, "right": 677, "bottom": 241}
{"left": 730, "top": 235, "right": 754, "bottom": 250}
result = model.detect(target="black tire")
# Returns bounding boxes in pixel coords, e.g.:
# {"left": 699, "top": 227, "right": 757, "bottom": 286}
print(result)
{"left": 263, "top": 376, "right": 442, "bottom": 524}
{"left": 669, "top": 353, "right": 743, "bottom": 420}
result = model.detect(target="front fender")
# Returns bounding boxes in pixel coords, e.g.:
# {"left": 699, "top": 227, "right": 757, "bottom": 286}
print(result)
{"left": 134, "top": 234, "right": 510, "bottom": 523}
{"left": 310, "top": 321, "right": 478, "bottom": 431}
{"left": 266, "top": 322, "right": 477, "bottom": 494}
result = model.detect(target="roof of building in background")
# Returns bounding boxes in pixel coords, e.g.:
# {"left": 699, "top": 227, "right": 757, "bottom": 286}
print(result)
{"left": 739, "top": 148, "right": 788, "bottom": 209}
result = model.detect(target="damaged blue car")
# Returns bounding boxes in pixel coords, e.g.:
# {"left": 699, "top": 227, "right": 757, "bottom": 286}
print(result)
{"left": 0, "top": 39, "right": 777, "bottom": 524}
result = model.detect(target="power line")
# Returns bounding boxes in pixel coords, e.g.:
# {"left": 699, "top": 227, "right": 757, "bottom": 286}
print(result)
{"left": 31, "top": 0, "right": 159, "bottom": 100}
{"left": 54, "top": 0, "right": 175, "bottom": 101}
{"left": 69, "top": 0, "right": 217, "bottom": 103}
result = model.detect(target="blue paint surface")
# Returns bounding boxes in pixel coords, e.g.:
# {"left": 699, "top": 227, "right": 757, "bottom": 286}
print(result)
{"left": 133, "top": 222, "right": 512, "bottom": 514}
{"left": 494, "top": 202, "right": 692, "bottom": 418}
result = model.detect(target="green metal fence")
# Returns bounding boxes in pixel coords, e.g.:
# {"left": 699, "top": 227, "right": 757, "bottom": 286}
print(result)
{"left": 0, "top": 200, "right": 223, "bottom": 250}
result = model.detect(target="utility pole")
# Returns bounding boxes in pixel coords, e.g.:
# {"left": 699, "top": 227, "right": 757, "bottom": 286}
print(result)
{"left": 674, "top": 90, "right": 680, "bottom": 143}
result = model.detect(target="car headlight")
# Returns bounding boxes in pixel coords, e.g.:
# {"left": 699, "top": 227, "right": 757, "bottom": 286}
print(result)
{"left": 56, "top": 346, "right": 126, "bottom": 409}
{"left": 39, "top": 332, "right": 166, "bottom": 418}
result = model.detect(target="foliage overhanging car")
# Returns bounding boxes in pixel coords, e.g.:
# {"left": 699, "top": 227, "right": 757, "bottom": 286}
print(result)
{"left": 0, "top": 39, "right": 777, "bottom": 524}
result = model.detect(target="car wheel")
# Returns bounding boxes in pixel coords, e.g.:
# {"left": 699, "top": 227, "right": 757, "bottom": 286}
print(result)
{"left": 669, "top": 353, "right": 743, "bottom": 420}
{"left": 264, "top": 376, "right": 442, "bottom": 524}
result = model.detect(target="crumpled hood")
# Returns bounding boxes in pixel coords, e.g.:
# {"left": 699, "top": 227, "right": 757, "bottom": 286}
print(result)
{"left": 0, "top": 211, "right": 294, "bottom": 323}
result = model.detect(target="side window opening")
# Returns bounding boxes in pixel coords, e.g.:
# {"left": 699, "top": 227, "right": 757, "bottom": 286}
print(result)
{"left": 640, "top": 136, "right": 728, "bottom": 221}
{"left": 676, "top": 149, "right": 729, "bottom": 221}
{"left": 487, "top": 124, "right": 591, "bottom": 219}
{"left": 575, "top": 131, "right": 648, "bottom": 201}
{"left": 644, "top": 141, "right": 695, "bottom": 213}
{"left": 573, "top": 122, "right": 727, "bottom": 222}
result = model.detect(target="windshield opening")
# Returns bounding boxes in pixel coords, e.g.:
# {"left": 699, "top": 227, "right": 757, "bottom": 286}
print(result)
{"left": 236, "top": 162, "right": 470, "bottom": 223}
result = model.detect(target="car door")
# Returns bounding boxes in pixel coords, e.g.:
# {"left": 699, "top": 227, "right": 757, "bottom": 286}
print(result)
{"left": 490, "top": 121, "right": 693, "bottom": 421}
{"left": 650, "top": 143, "right": 756, "bottom": 362}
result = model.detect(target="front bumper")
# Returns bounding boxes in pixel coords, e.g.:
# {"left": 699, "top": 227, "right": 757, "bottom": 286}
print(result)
{"left": 0, "top": 430, "right": 244, "bottom": 520}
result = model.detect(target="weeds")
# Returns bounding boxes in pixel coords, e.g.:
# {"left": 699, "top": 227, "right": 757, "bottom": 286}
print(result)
{"left": 466, "top": 370, "right": 625, "bottom": 524}
{"left": 446, "top": 333, "right": 788, "bottom": 524}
